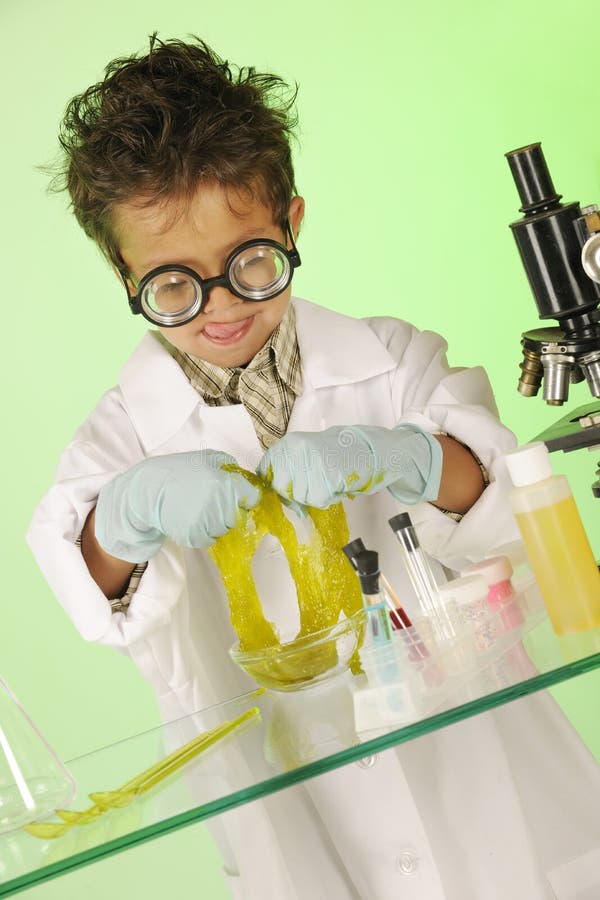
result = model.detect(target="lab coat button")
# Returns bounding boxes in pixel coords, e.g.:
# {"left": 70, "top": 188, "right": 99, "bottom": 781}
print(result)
{"left": 396, "top": 851, "right": 419, "bottom": 875}
{"left": 355, "top": 754, "right": 378, "bottom": 769}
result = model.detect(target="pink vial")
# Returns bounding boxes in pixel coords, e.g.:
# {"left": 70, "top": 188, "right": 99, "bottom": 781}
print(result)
{"left": 463, "top": 556, "right": 524, "bottom": 631}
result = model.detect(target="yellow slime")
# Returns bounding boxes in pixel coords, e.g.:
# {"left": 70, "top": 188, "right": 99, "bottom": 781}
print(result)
{"left": 208, "top": 467, "right": 364, "bottom": 688}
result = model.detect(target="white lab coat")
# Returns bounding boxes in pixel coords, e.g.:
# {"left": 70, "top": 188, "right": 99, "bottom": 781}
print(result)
{"left": 27, "top": 298, "right": 600, "bottom": 899}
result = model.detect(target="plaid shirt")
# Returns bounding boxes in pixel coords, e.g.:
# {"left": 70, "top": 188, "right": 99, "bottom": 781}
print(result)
{"left": 171, "top": 304, "right": 302, "bottom": 450}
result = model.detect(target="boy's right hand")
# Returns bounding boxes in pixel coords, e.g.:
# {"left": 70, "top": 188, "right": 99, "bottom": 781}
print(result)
{"left": 94, "top": 451, "right": 260, "bottom": 563}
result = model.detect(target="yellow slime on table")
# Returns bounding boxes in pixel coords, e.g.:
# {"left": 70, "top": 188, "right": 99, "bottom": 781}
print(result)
{"left": 208, "top": 467, "right": 364, "bottom": 687}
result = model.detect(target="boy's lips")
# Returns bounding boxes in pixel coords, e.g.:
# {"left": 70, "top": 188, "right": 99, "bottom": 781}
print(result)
{"left": 201, "top": 316, "right": 255, "bottom": 344}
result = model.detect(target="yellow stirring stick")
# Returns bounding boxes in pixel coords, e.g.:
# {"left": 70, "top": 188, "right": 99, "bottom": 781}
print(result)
{"left": 90, "top": 688, "right": 266, "bottom": 811}
{"left": 54, "top": 719, "right": 239, "bottom": 824}
{"left": 24, "top": 707, "right": 261, "bottom": 839}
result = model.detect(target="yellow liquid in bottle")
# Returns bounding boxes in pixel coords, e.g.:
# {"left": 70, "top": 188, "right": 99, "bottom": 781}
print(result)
{"left": 208, "top": 467, "right": 364, "bottom": 688}
{"left": 515, "top": 495, "right": 600, "bottom": 635}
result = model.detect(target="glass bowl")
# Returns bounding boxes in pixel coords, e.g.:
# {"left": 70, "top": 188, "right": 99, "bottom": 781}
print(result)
{"left": 229, "top": 610, "right": 366, "bottom": 692}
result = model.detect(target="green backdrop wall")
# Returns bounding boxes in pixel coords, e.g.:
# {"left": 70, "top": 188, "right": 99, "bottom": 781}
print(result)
{"left": 2, "top": 1, "right": 600, "bottom": 897}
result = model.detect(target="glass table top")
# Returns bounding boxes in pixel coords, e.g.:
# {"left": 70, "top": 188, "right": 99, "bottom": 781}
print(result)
{"left": 2, "top": 587, "right": 600, "bottom": 897}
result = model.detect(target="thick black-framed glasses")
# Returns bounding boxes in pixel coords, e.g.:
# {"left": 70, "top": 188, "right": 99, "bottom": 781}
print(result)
{"left": 119, "top": 220, "right": 301, "bottom": 327}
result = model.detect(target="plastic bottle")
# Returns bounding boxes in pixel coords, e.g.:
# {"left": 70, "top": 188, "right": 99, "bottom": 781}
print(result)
{"left": 504, "top": 442, "right": 600, "bottom": 635}
{"left": 485, "top": 541, "right": 545, "bottom": 615}
{"left": 463, "top": 556, "right": 524, "bottom": 631}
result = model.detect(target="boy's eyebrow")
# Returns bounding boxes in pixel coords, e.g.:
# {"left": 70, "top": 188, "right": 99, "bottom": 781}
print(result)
{"left": 221, "top": 224, "right": 276, "bottom": 254}
{"left": 138, "top": 224, "right": 278, "bottom": 273}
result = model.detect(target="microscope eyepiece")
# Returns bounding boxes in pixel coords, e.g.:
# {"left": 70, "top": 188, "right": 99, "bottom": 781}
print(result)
{"left": 506, "top": 141, "right": 600, "bottom": 329}
{"left": 506, "top": 143, "right": 562, "bottom": 214}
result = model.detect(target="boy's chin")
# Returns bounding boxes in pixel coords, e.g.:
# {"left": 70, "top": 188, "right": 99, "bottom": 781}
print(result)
{"left": 196, "top": 336, "right": 258, "bottom": 368}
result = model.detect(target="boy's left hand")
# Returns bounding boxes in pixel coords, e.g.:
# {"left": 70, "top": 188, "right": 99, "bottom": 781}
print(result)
{"left": 256, "top": 424, "right": 443, "bottom": 509}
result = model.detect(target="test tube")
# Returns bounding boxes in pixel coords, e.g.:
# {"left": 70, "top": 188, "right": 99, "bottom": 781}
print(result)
{"left": 353, "top": 549, "right": 402, "bottom": 686}
{"left": 343, "top": 538, "right": 431, "bottom": 662}
{"left": 342, "top": 538, "right": 412, "bottom": 630}
{"left": 388, "top": 513, "right": 457, "bottom": 641}
{"left": 353, "top": 550, "right": 394, "bottom": 644}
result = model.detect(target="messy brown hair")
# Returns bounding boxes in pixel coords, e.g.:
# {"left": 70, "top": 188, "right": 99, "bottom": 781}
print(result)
{"left": 51, "top": 35, "right": 299, "bottom": 269}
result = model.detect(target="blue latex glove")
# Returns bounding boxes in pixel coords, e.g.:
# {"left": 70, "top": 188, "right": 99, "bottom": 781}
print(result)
{"left": 95, "top": 451, "right": 261, "bottom": 563}
{"left": 256, "top": 424, "right": 443, "bottom": 509}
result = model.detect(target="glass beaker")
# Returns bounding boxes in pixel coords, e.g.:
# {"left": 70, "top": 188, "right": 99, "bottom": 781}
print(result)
{"left": 0, "top": 674, "right": 76, "bottom": 833}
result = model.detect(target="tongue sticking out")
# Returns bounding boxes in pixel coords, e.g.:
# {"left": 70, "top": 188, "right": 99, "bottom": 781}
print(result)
{"left": 203, "top": 319, "right": 251, "bottom": 340}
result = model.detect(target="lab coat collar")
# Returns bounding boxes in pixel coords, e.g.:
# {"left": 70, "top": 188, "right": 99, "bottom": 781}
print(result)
{"left": 293, "top": 297, "right": 396, "bottom": 389}
{"left": 119, "top": 331, "right": 202, "bottom": 452}
{"left": 118, "top": 297, "right": 397, "bottom": 451}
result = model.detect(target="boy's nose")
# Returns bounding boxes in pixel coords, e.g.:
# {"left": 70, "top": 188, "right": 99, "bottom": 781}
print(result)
{"left": 202, "top": 284, "right": 243, "bottom": 316}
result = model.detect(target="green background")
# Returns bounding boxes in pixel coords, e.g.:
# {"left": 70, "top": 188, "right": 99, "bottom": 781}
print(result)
{"left": 3, "top": 0, "right": 600, "bottom": 896}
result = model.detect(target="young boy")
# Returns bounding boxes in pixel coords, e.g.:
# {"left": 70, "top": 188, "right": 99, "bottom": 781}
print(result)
{"left": 28, "top": 36, "right": 600, "bottom": 900}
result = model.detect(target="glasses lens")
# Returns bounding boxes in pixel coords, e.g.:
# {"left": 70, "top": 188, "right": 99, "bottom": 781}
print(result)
{"left": 141, "top": 271, "right": 201, "bottom": 325}
{"left": 229, "top": 245, "right": 290, "bottom": 300}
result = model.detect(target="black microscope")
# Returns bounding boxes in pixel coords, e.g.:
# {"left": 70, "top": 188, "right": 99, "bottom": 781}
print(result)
{"left": 506, "top": 142, "right": 600, "bottom": 495}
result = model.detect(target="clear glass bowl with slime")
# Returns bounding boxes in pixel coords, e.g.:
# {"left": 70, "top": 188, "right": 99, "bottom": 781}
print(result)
{"left": 208, "top": 467, "right": 365, "bottom": 690}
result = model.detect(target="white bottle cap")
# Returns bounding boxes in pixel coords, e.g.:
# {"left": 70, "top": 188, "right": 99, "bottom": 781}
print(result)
{"left": 504, "top": 442, "right": 553, "bottom": 487}
{"left": 462, "top": 555, "right": 513, "bottom": 585}
{"left": 438, "top": 574, "right": 488, "bottom": 607}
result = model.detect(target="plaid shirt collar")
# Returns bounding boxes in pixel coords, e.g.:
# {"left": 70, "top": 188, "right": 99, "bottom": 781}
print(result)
{"left": 172, "top": 303, "right": 302, "bottom": 401}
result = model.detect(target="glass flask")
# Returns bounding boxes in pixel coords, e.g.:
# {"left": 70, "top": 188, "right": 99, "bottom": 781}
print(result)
{"left": 0, "top": 674, "right": 76, "bottom": 833}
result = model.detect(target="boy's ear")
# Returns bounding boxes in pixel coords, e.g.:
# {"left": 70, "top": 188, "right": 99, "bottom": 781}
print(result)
{"left": 288, "top": 195, "right": 305, "bottom": 240}
{"left": 111, "top": 264, "right": 135, "bottom": 298}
